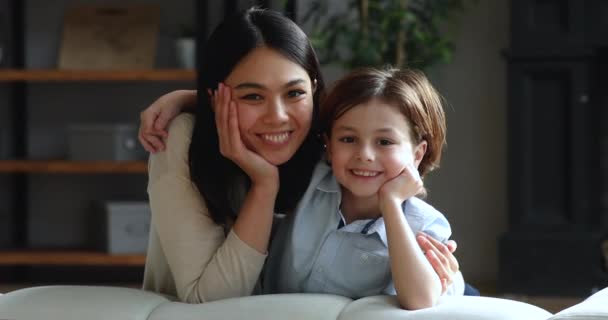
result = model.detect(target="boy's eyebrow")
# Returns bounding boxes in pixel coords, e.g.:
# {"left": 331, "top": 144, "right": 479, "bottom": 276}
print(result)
{"left": 234, "top": 78, "right": 307, "bottom": 90}
{"left": 375, "top": 128, "right": 399, "bottom": 134}
{"left": 334, "top": 125, "right": 357, "bottom": 132}
{"left": 334, "top": 126, "right": 399, "bottom": 134}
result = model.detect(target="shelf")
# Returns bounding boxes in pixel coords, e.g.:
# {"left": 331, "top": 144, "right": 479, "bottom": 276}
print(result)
{"left": 0, "top": 160, "right": 147, "bottom": 173}
{"left": 0, "top": 69, "right": 196, "bottom": 82}
{"left": 0, "top": 251, "right": 146, "bottom": 266}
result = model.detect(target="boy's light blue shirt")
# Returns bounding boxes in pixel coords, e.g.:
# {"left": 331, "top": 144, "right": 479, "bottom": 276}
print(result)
{"left": 264, "top": 161, "right": 460, "bottom": 298}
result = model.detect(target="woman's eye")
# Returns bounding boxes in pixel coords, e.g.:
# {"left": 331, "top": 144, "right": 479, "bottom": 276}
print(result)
{"left": 241, "top": 94, "right": 263, "bottom": 101}
{"left": 338, "top": 137, "right": 355, "bottom": 143}
{"left": 287, "top": 90, "right": 306, "bottom": 98}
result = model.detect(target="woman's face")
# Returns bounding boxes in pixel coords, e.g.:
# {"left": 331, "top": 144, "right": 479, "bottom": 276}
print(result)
{"left": 223, "top": 47, "right": 314, "bottom": 165}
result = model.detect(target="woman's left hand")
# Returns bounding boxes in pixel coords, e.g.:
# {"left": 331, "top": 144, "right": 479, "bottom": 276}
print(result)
{"left": 416, "top": 232, "right": 459, "bottom": 294}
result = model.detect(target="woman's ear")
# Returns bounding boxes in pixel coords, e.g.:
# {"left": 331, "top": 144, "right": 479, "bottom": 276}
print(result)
{"left": 312, "top": 78, "right": 318, "bottom": 93}
{"left": 414, "top": 140, "right": 428, "bottom": 168}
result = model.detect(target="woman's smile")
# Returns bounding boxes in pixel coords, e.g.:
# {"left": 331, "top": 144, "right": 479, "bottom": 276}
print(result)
{"left": 258, "top": 131, "right": 293, "bottom": 145}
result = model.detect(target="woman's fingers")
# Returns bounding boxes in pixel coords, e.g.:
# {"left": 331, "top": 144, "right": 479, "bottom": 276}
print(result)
{"left": 220, "top": 83, "right": 233, "bottom": 153}
{"left": 446, "top": 239, "right": 457, "bottom": 253}
{"left": 426, "top": 250, "right": 452, "bottom": 285}
{"left": 419, "top": 233, "right": 460, "bottom": 271}
{"left": 139, "top": 111, "right": 161, "bottom": 153}
{"left": 228, "top": 100, "right": 242, "bottom": 151}
{"left": 138, "top": 131, "right": 156, "bottom": 153}
{"left": 215, "top": 83, "right": 239, "bottom": 159}
{"left": 144, "top": 134, "right": 166, "bottom": 153}
{"left": 214, "top": 85, "right": 226, "bottom": 153}
{"left": 441, "top": 278, "right": 448, "bottom": 295}
{"left": 153, "top": 113, "right": 173, "bottom": 135}
{"left": 138, "top": 122, "right": 167, "bottom": 153}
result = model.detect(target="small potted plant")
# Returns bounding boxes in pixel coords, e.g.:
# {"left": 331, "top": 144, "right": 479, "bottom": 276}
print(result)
{"left": 302, "top": 0, "right": 473, "bottom": 70}
{"left": 175, "top": 23, "right": 196, "bottom": 69}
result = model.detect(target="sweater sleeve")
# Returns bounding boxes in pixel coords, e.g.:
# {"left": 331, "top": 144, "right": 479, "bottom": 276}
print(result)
{"left": 146, "top": 114, "right": 267, "bottom": 303}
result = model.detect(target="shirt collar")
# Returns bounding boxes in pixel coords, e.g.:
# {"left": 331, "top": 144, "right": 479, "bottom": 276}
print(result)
{"left": 316, "top": 161, "right": 341, "bottom": 193}
{"left": 336, "top": 210, "right": 389, "bottom": 247}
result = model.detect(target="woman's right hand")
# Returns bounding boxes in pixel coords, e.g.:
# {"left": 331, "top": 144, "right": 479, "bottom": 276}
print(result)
{"left": 138, "top": 90, "right": 196, "bottom": 153}
{"left": 214, "top": 83, "right": 280, "bottom": 190}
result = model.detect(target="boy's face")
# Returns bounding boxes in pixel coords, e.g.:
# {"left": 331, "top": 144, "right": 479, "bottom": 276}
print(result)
{"left": 326, "top": 99, "right": 426, "bottom": 198}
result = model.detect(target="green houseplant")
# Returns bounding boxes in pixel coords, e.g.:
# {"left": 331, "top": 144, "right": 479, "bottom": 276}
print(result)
{"left": 302, "top": 0, "right": 472, "bottom": 70}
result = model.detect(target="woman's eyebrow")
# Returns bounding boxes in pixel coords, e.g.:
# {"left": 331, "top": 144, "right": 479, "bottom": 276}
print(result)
{"left": 284, "top": 79, "right": 306, "bottom": 88}
{"left": 234, "top": 79, "right": 307, "bottom": 90}
{"left": 234, "top": 82, "right": 265, "bottom": 90}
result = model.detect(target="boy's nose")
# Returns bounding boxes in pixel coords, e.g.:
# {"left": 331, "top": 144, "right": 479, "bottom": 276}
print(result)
{"left": 356, "top": 144, "right": 375, "bottom": 162}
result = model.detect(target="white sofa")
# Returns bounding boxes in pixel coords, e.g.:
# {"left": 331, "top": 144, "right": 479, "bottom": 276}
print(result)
{"left": 0, "top": 285, "right": 606, "bottom": 320}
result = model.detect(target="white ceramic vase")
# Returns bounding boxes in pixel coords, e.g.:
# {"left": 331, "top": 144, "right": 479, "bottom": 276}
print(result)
{"left": 175, "top": 38, "right": 195, "bottom": 69}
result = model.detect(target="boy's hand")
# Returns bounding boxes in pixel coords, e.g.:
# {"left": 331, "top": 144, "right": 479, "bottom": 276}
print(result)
{"left": 379, "top": 163, "right": 423, "bottom": 208}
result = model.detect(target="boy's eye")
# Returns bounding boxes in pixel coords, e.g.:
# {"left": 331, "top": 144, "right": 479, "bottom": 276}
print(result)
{"left": 241, "top": 94, "right": 263, "bottom": 101}
{"left": 287, "top": 90, "right": 306, "bottom": 98}
{"left": 378, "top": 139, "right": 394, "bottom": 146}
{"left": 338, "top": 136, "right": 355, "bottom": 143}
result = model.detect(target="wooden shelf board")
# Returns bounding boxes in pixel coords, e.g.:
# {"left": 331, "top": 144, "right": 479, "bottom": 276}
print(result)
{"left": 0, "top": 251, "right": 145, "bottom": 266}
{"left": 0, "top": 160, "right": 147, "bottom": 173}
{"left": 0, "top": 69, "right": 196, "bottom": 82}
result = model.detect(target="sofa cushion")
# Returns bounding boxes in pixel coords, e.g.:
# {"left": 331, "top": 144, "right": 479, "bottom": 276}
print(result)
{"left": 148, "top": 293, "right": 352, "bottom": 320}
{"left": 0, "top": 286, "right": 168, "bottom": 320}
{"left": 548, "top": 287, "right": 608, "bottom": 320}
{"left": 337, "top": 295, "right": 553, "bottom": 320}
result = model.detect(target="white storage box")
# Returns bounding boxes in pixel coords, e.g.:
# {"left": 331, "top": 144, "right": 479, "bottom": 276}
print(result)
{"left": 94, "top": 201, "right": 151, "bottom": 254}
{"left": 67, "top": 124, "right": 146, "bottom": 161}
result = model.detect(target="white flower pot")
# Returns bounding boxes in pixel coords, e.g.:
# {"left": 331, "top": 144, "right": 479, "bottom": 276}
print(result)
{"left": 175, "top": 38, "right": 196, "bottom": 69}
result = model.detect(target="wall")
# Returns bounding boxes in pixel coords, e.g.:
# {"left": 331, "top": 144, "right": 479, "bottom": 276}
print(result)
{"left": 425, "top": 0, "right": 509, "bottom": 286}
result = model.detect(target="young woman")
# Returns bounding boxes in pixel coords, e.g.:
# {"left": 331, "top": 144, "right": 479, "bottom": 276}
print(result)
{"left": 141, "top": 8, "right": 461, "bottom": 304}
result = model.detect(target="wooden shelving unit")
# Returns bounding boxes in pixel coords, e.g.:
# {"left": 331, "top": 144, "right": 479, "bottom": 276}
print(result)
{"left": 0, "top": 160, "right": 147, "bottom": 174}
{"left": 0, "top": 0, "right": 200, "bottom": 282}
{"left": 0, "top": 251, "right": 146, "bottom": 266}
{"left": 0, "top": 69, "right": 196, "bottom": 82}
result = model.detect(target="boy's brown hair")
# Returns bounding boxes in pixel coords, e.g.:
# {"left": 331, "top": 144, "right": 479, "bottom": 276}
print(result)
{"left": 319, "top": 67, "right": 446, "bottom": 177}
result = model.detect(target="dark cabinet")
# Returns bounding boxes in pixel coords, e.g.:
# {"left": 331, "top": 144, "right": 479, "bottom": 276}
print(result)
{"left": 500, "top": 0, "right": 607, "bottom": 296}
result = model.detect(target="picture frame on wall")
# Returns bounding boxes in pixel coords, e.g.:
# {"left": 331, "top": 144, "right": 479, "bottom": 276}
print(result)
{"left": 58, "top": 4, "right": 160, "bottom": 70}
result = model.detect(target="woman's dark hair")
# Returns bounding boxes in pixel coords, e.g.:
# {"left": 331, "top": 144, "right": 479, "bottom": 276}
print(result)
{"left": 189, "top": 8, "right": 325, "bottom": 226}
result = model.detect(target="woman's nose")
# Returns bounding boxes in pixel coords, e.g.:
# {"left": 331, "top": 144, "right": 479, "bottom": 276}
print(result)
{"left": 263, "top": 98, "right": 289, "bottom": 124}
